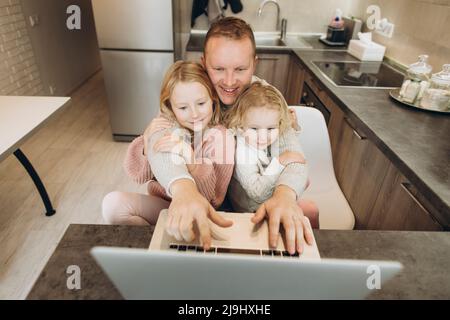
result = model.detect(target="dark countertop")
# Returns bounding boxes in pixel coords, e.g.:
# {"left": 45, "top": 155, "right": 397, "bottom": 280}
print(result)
{"left": 297, "top": 35, "right": 348, "bottom": 51}
{"left": 27, "top": 224, "right": 450, "bottom": 300}
{"left": 187, "top": 31, "right": 291, "bottom": 54}
{"left": 186, "top": 33, "right": 347, "bottom": 54}
{"left": 292, "top": 50, "right": 450, "bottom": 226}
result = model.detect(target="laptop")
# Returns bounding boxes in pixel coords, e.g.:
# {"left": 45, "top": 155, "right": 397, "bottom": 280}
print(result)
{"left": 91, "top": 210, "right": 402, "bottom": 299}
{"left": 149, "top": 210, "right": 321, "bottom": 259}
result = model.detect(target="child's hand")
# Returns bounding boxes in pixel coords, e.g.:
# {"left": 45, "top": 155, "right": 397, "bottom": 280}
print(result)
{"left": 279, "top": 151, "right": 306, "bottom": 166}
{"left": 289, "top": 108, "right": 301, "bottom": 131}
{"left": 153, "top": 133, "right": 194, "bottom": 163}
{"left": 143, "top": 117, "right": 174, "bottom": 156}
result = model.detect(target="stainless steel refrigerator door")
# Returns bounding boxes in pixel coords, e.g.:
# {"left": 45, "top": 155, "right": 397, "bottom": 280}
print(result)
{"left": 92, "top": 0, "right": 173, "bottom": 50}
{"left": 100, "top": 50, "right": 174, "bottom": 140}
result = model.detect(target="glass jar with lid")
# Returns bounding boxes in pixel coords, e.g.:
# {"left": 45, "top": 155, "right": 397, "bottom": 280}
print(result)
{"left": 420, "top": 64, "right": 450, "bottom": 111}
{"left": 399, "top": 55, "right": 432, "bottom": 104}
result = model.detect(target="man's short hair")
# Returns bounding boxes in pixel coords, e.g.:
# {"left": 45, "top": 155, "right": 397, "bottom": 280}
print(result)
{"left": 204, "top": 17, "right": 256, "bottom": 57}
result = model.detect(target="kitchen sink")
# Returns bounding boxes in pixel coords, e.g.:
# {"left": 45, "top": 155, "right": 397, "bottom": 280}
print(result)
{"left": 187, "top": 31, "right": 313, "bottom": 50}
{"left": 254, "top": 36, "right": 286, "bottom": 47}
{"left": 253, "top": 32, "right": 313, "bottom": 49}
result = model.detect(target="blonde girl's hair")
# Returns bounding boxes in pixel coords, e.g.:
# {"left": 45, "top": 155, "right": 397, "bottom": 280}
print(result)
{"left": 159, "top": 60, "right": 221, "bottom": 126}
{"left": 224, "top": 82, "right": 292, "bottom": 133}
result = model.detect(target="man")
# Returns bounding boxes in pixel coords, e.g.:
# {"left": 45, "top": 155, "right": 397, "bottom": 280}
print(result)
{"left": 134, "top": 17, "right": 313, "bottom": 254}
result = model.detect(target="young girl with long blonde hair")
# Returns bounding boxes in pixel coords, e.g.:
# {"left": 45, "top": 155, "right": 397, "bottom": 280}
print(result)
{"left": 102, "top": 61, "right": 235, "bottom": 226}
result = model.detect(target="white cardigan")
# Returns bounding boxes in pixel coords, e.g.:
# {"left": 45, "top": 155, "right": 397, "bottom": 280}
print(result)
{"left": 228, "top": 128, "right": 308, "bottom": 212}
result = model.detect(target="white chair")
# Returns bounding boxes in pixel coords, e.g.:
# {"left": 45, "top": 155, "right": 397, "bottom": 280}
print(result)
{"left": 291, "top": 106, "right": 355, "bottom": 230}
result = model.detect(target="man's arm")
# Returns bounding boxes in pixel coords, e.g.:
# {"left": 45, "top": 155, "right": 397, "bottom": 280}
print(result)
{"left": 252, "top": 78, "right": 308, "bottom": 197}
{"left": 273, "top": 127, "right": 309, "bottom": 198}
{"left": 148, "top": 128, "right": 233, "bottom": 248}
{"left": 147, "top": 128, "right": 195, "bottom": 196}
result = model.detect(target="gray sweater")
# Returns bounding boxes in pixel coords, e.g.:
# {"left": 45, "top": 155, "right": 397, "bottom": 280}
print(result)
{"left": 228, "top": 128, "right": 308, "bottom": 212}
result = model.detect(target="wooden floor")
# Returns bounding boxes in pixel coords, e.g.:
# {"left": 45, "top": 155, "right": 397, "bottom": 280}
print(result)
{"left": 0, "top": 71, "right": 146, "bottom": 299}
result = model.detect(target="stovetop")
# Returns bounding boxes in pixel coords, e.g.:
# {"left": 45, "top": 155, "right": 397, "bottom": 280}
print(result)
{"left": 313, "top": 61, "right": 404, "bottom": 88}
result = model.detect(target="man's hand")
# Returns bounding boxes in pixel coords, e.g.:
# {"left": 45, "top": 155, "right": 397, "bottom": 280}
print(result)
{"left": 143, "top": 117, "right": 174, "bottom": 156}
{"left": 166, "top": 179, "right": 233, "bottom": 249}
{"left": 251, "top": 185, "right": 314, "bottom": 255}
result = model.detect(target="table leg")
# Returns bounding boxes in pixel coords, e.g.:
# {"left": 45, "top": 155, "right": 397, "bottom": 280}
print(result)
{"left": 14, "top": 148, "right": 56, "bottom": 216}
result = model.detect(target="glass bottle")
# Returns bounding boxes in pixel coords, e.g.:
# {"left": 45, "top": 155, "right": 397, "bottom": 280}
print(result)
{"left": 420, "top": 64, "right": 450, "bottom": 111}
{"left": 399, "top": 55, "right": 432, "bottom": 104}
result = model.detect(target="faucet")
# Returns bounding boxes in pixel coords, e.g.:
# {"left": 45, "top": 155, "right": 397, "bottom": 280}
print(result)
{"left": 257, "top": 0, "right": 287, "bottom": 40}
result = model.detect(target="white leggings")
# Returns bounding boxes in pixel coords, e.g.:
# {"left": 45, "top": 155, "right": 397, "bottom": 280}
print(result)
{"left": 102, "top": 191, "right": 320, "bottom": 228}
{"left": 102, "top": 191, "right": 170, "bottom": 225}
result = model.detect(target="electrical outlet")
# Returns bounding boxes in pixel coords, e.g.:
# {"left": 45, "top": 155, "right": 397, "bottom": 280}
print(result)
{"left": 28, "top": 14, "right": 40, "bottom": 27}
{"left": 375, "top": 18, "right": 395, "bottom": 38}
{"left": 49, "top": 85, "right": 56, "bottom": 95}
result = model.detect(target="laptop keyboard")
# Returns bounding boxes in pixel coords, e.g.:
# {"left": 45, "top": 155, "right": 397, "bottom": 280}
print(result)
{"left": 169, "top": 243, "right": 300, "bottom": 258}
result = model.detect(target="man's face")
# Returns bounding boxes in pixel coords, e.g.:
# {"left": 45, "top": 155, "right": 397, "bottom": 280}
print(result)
{"left": 202, "top": 36, "right": 257, "bottom": 106}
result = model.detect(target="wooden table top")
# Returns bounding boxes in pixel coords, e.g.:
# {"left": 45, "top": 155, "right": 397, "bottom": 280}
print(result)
{"left": 0, "top": 95, "right": 70, "bottom": 161}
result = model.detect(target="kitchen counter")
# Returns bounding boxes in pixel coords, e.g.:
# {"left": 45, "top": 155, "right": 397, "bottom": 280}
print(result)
{"left": 26, "top": 224, "right": 450, "bottom": 299}
{"left": 186, "top": 31, "right": 292, "bottom": 54}
{"left": 292, "top": 50, "right": 450, "bottom": 225}
{"left": 297, "top": 35, "right": 348, "bottom": 51}
{"left": 186, "top": 33, "right": 347, "bottom": 54}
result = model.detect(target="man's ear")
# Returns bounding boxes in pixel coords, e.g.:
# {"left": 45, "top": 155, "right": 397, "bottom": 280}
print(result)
{"left": 253, "top": 55, "right": 259, "bottom": 71}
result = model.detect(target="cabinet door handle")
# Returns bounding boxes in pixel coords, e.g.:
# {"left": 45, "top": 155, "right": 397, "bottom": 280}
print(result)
{"left": 258, "top": 57, "right": 279, "bottom": 61}
{"left": 343, "top": 117, "right": 366, "bottom": 140}
{"left": 308, "top": 75, "right": 322, "bottom": 92}
{"left": 400, "top": 182, "right": 433, "bottom": 217}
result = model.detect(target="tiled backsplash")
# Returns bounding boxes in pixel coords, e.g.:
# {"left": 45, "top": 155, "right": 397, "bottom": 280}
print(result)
{"left": 0, "top": 0, "right": 44, "bottom": 95}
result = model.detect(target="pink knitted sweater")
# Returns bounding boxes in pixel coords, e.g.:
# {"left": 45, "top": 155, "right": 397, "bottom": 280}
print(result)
{"left": 124, "top": 125, "right": 235, "bottom": 209}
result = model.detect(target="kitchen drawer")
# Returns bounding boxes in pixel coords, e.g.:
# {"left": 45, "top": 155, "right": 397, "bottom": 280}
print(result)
{"left": 301, "top": 83, "right": 330, "bottom": 125}
{"left": 304, "top": 71, "right": 325, "bottom": 100}
{"left": 368, "top": 165, "right": 444, "bottom": 231}
{"left": 286, "top": 57, "right": 305, "bottom": 105}
{"left": 337, "top": 117, "right": 391, "bottom": 229}
{"left": 255, "top": 53, "right": 290, "bottom": 96}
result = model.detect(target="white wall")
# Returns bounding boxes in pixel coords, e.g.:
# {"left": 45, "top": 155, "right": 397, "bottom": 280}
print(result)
{"left": 20, "top": 0, "right": 101, "bottom": 96}
{"left": 0, "top": 0, "right": 45, "bottom": 96}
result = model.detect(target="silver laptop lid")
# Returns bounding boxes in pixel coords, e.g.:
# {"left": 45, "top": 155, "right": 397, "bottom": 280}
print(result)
{"left": 91, "top": 247, "right": 402, "bottom": 300}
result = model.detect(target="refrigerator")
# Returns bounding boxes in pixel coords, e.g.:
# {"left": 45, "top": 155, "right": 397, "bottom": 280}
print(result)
{"left": 91, "top": 0, "right": 174, "bottom": 141}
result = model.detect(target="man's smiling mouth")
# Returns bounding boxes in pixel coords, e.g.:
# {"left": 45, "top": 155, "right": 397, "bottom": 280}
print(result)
{"left": 220, "top": 86, "right": 238, "bottom": 95}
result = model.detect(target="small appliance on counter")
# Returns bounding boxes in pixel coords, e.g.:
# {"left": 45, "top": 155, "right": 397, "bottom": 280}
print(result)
{"left": 319, "top": 10, "right": 362, "bottom": 47}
